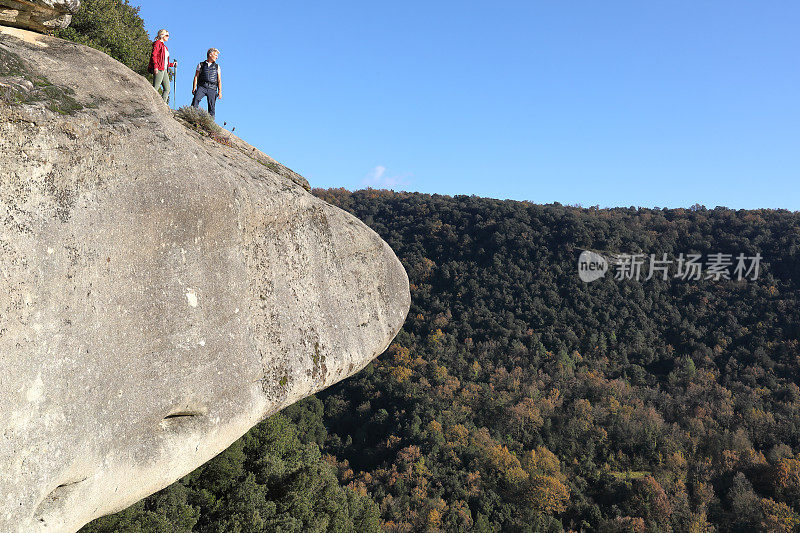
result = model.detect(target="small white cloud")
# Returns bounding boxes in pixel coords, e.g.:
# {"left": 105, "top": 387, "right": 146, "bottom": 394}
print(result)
{"left": 361, "top": 165, "right": 411, "bottom": 189}
{"left": 367, "top": 165, "right": 386, "bottom": 182}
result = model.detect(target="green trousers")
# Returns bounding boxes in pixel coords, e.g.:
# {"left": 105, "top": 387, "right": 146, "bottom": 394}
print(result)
{"left": 153, "top": 69, "right": 170, "bottom": 103}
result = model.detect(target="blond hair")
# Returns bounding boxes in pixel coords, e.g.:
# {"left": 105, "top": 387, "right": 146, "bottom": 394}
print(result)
{"left": 157, "top": 29, "right": 168, "bottom": 39}
{"left": 207, "top": 48, "right": 219, "bottom": 58}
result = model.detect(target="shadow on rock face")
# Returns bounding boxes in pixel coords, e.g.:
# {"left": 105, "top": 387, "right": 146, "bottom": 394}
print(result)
{"left": 0, "top": 0, "right": 80, "bottom": 33}
{"left": 0, "top": 28, "right": 409, "bottom": 533}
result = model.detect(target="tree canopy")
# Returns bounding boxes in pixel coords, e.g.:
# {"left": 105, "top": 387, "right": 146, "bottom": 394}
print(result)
{"left": 57, "top": 0, "right": 152, "bottom": 74}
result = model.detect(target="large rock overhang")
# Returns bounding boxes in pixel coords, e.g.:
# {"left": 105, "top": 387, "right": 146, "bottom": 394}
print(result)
{"left": 0, "top": 26, "right": 409, "bottom": 533}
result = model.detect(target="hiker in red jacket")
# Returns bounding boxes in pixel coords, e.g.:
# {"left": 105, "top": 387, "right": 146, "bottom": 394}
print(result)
{"left": 149, "top": 29, "right": 175, "bottom": 103}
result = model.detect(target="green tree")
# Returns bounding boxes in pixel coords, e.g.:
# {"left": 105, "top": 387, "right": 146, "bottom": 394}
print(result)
{"left": 57, "top": 0, "right": 152, "bottom": 74}
{"left": 80, "top": 483, "right": 198, "bottom": 533}
{"left": 82, "top": 413, "right": 379, "bottom": 533}
{"left": 729, "top": 473, "right": 763, "bottom": 531}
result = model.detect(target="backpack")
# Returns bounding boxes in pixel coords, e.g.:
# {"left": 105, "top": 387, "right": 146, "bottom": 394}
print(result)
{"left": 148, "top": 41, "right": 157, "bottom": 73}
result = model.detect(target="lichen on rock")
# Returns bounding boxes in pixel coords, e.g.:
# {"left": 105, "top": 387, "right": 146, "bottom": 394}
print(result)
{"left": 1, "top": 44, "right": 83, "bottom": 113}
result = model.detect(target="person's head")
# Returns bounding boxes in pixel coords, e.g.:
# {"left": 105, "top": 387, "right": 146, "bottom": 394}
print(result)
{"left": 207, "top": 48, "right": 219, "bottom": 63}
{"left": 157, "top": 29, "right": 169, "bottom": 41}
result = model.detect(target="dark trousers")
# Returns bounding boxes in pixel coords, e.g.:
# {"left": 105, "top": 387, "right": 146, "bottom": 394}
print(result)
{"left": 191, "top": 84, "right": 217, "bottom": 117}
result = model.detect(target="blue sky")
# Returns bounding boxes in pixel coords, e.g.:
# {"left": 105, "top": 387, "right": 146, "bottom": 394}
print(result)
{"left": 136, "top": 1, "right": 800, "bottom": 210}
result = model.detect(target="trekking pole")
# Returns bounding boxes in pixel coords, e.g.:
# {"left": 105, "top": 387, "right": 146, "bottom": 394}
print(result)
{"left": 171, "top": 59, "right": 177, "bottom": 109}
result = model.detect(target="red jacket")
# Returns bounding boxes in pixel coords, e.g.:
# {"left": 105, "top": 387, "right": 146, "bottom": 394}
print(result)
{"left": 149, "top": 40, "right": 175, "bottom": 72}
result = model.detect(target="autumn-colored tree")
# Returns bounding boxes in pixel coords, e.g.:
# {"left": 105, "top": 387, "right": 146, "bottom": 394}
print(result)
{"left": 630, "top": 476, "right": 672, "bottom": 524}
{"left": 760, "top": 498, "right": 800, "bottom": 532}
{"left": 773, "top": 458, "right": 800, "bottom": 502}
{"left": 519, "top": 447, "right": 570, "bottom": 514}
{"left": 599, "top": 516, "right": 647, "bottom": 532}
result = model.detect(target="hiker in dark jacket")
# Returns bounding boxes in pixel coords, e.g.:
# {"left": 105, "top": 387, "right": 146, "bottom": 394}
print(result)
{"left": 149, "top": 29, "right": 175, "bottom": 103}
{"left": 191, "top": 48, "right": 222, "bottom": 118}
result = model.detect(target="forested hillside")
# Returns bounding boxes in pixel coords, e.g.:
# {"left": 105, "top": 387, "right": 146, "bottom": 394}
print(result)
{"left": 309, "top": 190, "right": 800, "bottom": 533}
{"left": 86, "top": 190, "right": 800, "bottom": 532}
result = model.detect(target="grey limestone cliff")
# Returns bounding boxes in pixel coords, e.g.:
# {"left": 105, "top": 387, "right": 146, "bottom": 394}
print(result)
{"left": 0, "top": 0, "right": 79, "bottom": 33}
{"left": 0, "top": 26, "right": 409, "bottom": 532}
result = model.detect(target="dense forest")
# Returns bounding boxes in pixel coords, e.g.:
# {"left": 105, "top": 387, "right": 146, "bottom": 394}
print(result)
{"left": 85, "top": 190, "right": 800, "bottom": 532}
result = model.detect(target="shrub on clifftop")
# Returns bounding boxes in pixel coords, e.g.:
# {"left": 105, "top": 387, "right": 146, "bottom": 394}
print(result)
{"left": 57, "top": 0, "right": 151, "bottom": 74}
{"left": 175, "top": 105, "right": 223, "bottom": 134}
